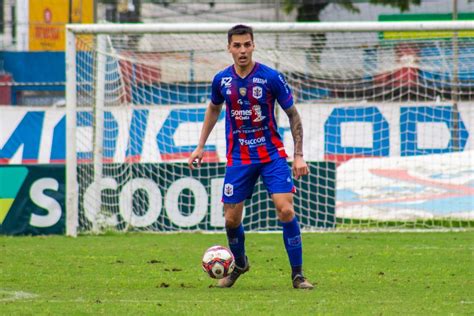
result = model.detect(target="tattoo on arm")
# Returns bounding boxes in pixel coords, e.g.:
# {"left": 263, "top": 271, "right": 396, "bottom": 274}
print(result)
{"left": 284, "top": 106, "right": 303, "bottom": 155}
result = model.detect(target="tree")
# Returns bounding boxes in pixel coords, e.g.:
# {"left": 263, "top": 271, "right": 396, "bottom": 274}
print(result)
{"left": 283, "top": 0, "right": 422, "bottom": 20}
{"left": 99, "top": 0, "right": 142, "bottom": 23}
{"left": 283, "top": 0, "right": 422, "bottom": 63}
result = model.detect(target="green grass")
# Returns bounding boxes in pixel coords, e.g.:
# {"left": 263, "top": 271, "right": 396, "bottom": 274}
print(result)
{"left": 1, "top": 232, "right": 473, "bottom": 315}
{"left": 336, "top": 218, "right": 474, "bottom": 229}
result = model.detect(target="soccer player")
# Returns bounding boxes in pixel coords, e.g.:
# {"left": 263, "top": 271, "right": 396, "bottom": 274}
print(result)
{"left": 188, "top": 24, "right": 314, "bottom": 290}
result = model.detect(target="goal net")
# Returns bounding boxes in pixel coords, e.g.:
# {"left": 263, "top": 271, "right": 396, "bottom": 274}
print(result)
{"left": 65, "top": 22, "right": 474, "bottom": 236}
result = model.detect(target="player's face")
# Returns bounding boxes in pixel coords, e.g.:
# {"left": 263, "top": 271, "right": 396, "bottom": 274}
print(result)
{"left": 228, "top": 34, "right": 255, "bottom": 68}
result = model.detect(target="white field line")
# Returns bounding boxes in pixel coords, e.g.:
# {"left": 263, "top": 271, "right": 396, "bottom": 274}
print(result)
{"left": 0, "top": 290, "right": 38, "bottom": 302}
{"left": 2, "top": 295, "right": 471, "bottom": 305}
{"left": 3, "top": 298, "right": 287, "bottom": 304}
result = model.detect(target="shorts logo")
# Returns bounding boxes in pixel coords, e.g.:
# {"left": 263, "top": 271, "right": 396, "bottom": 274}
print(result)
{"left": 226, "top": 89, "right": 231, "bottom": 95}
{"left": 252, "top": 86, "right": 263, "bottom": 99}
{"left": 287, "top": 177, "right": 291, "bottom": 183}
{"left": 239, "top": 87, "right": 247, "bottom": 96}
{"left": 224, "top": 183, "right": 234, "bottom": 197}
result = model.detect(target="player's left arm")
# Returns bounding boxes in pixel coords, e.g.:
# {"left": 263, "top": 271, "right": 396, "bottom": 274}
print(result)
{"left": 284, "top": 106, "right": 309, "bottom": 180}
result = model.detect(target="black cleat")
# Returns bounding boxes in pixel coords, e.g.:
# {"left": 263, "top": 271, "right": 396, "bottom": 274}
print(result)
{"left": 217, "top": 257, "right": 250, "bottom": 288}
{"left": 292, "top": 274, "right": 314, "bottom": 290}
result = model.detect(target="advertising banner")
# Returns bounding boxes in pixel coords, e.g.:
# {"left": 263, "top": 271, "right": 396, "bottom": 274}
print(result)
{"left": 379, "top": 13, "right": 474, "bottom": 40}
{"left": 1, "top": 103, "right": 472, "bottom": 165}
{"left": 0, "top": 165, "right": 65, "bottom": 235}
{"left": 0, "top": 162, "right": 336, "bottom": 235}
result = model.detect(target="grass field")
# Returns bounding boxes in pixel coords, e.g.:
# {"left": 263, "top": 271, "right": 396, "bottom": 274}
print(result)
{"left": 1, "top": 232, "right": 473, "bottom": 315}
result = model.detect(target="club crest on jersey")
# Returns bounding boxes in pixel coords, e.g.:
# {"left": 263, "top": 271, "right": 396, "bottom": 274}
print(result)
{"left": 252, "top": 104, "right": 265, "bottom": 122}
{"left": 221, "top": 77, "right": 232, "bottom": 88}
{"left": 224, "top": 183, "right": 234, "bottom": 197}
{"left": 252, "top": 86, "right": 263, "bottom": 99}
{"left": 239, "top": 87, "right": 247, "bottom": 96}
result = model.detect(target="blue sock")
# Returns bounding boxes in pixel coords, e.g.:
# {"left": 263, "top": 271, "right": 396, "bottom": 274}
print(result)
{"left": 226, "top": 223, "right": 246, "bottom": 268}
{"left": 281, "top": 217, "right": 303, "bottom": 278}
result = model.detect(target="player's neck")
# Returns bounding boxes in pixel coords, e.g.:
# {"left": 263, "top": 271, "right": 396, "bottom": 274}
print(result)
{"left": 234, "top": 61, "right": 256, "bottom": 78}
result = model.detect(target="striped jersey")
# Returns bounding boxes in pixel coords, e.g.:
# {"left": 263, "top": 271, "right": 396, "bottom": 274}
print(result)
{"left": 211, "top": 62, "right": 294, "bottom": 166}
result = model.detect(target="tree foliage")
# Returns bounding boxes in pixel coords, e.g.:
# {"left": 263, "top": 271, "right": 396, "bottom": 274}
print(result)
{"left": 282, "top": 0, "right": 422, "bottom": 64}
{"left": 283, "top": 0, "right": 422, "bottom": 22}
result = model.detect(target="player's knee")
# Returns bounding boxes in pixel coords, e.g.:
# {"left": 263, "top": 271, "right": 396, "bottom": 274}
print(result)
{"left": 224, "top": 203, "right": 243, "bottom": 228}
{"left": 277, "top": 206, "right": 295, "bottom": 222}
{"left": 225, "top": 217, "right": 241, "bottom": 229}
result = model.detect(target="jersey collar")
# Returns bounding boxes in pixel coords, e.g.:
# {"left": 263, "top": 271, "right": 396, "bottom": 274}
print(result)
{"left": 231, "top": 62, "right": 259, "bottom": 80}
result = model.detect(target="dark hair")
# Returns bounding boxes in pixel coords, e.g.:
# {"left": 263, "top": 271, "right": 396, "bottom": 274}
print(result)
{"left": 227, "top": 24, "right": 254, "bottom": 44}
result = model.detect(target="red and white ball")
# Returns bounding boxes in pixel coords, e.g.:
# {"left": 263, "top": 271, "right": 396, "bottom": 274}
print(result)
{"left": 201, "top": 245, "right": 235, "bottom": 279}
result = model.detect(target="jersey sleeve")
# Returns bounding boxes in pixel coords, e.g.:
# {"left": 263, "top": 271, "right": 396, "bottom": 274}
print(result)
{"left": 210, "top": 74, "right": 224, "bottom": 105}
{"left": 271, "top": 72, "right": 294, "bottom": 110}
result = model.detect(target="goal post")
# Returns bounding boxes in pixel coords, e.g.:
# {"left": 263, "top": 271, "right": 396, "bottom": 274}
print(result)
{"left": 65, "top": 21, "right": 474, "bottom": 236}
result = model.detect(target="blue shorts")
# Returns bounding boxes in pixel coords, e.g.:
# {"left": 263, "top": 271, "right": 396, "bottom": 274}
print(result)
{"left": 222, "top": 158, "right": 295, "bottom": 204}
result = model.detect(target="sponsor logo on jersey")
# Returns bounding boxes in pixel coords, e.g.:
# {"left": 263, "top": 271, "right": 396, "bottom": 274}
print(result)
{"left": 278, "top": 74, "right": 290, "bottom": 94}
{"left": 231, "top": 109, "right": 252, "bottom": 120}
{"left": 237, "top": 99, "right": 251, "bottom": 106}
{"left": 238, "top": 136, "right": 266, "bottom": 147}
{"left": 252, "top": 86, "right": 263, "bottom": 99}
{"left": 221, "top": 77, "right": 232, "bottom": 87}
{"left": 252, "top": 104, "right": 265, "bottom": 122}
{"left": 224, "top": 183, "right": 234, "bottom": 197}
{"left": 239, "top": 87, "right": 247, "bottom": 96}
{"left": 232, "top": 126, "right": 268, "bottom": 134}
{"left": 253, "top": 77, "right": 267, "bottom": 84}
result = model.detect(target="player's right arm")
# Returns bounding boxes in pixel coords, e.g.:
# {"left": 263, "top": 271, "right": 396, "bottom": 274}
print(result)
{"left": 188, "top": 102, "right": 223, "bottom": 170}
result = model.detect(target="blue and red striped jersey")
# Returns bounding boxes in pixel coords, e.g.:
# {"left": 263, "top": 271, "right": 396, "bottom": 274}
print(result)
{"left": 211, "top": 62, "right": 293, "bottom": 166}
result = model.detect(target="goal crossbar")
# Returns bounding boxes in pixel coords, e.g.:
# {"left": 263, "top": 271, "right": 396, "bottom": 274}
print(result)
{"left": 66, "top": 21, "right": 474, "bottom": 35}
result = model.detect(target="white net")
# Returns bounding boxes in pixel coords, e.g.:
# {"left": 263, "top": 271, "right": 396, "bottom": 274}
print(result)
{"left": 67, "top": 23, "right": 474, "bottom": 234}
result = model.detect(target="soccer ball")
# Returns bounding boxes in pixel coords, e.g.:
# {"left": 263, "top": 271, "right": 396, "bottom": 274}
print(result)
{"left": 201, "top": 245, "right": 235, "bottom": 279}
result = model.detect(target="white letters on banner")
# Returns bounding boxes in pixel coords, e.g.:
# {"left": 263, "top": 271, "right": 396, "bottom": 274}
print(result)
{"left": 1, "top": 103, "right": 472, "bottom": 164}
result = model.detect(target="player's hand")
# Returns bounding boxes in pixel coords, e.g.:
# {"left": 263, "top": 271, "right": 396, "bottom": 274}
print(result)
{"left": 188, "top": 147, "right": 204, "bottom": 170}
{"left": 292, "top": 155, "right": 309, "bottom": 180}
